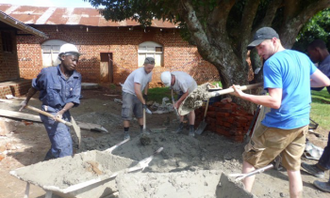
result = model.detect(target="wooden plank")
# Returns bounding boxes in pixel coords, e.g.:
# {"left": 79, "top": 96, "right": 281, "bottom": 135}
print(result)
{"left": 0, "top": 109, "right": 108, "bottom": 132}
{"left": 0, "top": 109, "right": 41, "bottom": 122}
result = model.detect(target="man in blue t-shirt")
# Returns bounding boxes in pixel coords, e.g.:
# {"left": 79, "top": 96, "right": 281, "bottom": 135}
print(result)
{"left": 231, "top": 27, "right": 330, "bottom": 197}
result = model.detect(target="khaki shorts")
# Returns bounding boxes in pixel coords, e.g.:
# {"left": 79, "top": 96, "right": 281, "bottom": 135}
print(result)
{"left": 243, "top": 124, "right": 308, "bottom": 171}
{"left": 121, "top": 92, "right": 143, "bottom": 120}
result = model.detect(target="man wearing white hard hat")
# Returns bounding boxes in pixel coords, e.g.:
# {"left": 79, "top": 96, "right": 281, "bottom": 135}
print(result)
{"left": 20, "top": 43, "right": 82, "bottom": 160}
{"left": 121, "top": 57, "right": 155, "bottom": 140}
{"left": 161, "top": 71, "right": 197, "bottom": 137}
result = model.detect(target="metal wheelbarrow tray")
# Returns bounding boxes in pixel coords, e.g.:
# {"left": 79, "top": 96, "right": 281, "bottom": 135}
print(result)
{"left": 10, "top": 150, "right": 138, "bottom": 198}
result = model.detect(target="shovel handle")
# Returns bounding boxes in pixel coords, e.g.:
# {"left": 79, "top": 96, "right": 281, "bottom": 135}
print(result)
{"left": 25, "top": 105, "right": 72, "bottom": 127}
{"left": 203, "top": 99, "right": 209, "bottom": 119}
{"left": 208, "top": 82, "right": 263, "bottom": 99}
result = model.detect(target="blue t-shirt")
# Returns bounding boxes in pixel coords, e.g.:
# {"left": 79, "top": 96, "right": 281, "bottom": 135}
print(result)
{"left": 261, "top": 50, "right": 317, "bottom": 129}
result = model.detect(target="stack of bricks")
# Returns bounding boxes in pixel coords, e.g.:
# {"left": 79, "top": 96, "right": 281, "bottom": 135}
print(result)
{"left": 195, "top": 101, "right": 254, "bottom": 142}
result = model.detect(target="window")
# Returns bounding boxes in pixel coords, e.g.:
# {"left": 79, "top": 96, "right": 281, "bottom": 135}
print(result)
{"left": 2, "top": 32, "right": 13, "bottom": 52}
{"left": 41, "top": 40, "right": 67, "bottom": 67}
{"left": 138, "top": 41, "right": 163, "bottom": 67}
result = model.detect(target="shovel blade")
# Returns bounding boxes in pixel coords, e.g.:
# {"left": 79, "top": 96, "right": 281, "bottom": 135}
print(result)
{"left": 195, "top": 120, "right": 207, "bottom": 135}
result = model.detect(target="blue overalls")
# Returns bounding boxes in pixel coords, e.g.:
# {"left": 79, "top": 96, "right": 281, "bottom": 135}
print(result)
{"left": 32, "top": 65, "right": 81, "bottom": 160}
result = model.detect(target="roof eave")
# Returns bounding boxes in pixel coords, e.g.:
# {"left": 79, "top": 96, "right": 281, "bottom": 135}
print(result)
{"left": 0, "top": 10, "right": 48, "bottom": 39}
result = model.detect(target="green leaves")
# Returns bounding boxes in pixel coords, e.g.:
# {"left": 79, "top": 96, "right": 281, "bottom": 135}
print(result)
{"left": 294, "top": 8, "right": 330, "bottom": 52}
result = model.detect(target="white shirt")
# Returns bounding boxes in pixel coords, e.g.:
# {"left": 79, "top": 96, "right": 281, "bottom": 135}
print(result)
{"left": 171, "top": 71, "right": 197, "bottom": 94}
{"left": 122, "top": 67, "right": 152, "bottom": 95}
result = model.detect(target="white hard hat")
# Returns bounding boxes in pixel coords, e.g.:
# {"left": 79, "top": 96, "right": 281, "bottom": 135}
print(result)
{"left": 59, "top": 43, "right": 81, "bottom": 56}
{"left": 161, "top": 71, "right": 171, "bottom": 87}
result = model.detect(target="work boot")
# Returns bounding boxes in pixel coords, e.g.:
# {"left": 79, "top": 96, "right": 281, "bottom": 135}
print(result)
{"left": 123, "top": 131, "right": 130, "bottom": 140}
{"left": 175, "top": 122, "right": 184, "bottom": 133}
{"left": 301, "top": 162, "right": 325, "bottom": 178}
{"left": 189, "top": 125, "right": 195, "bottom": 137}
{"left": 313, "top": 180, "right": 330, "bottom": 193}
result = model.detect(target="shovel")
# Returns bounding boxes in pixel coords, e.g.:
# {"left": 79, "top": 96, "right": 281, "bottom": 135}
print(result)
{"left": 195, "top": 99, "right": 209, "bottom": 135}
{"left": 25, "top": 105, "right": 82, "bottom": 149}
{"left": 229, "top": 164, "right": 273, "bottom": 181}
{"left": 105, "top": 138, "right": 130, "bottom": 153}
{"left": 178, "top": 82, "right": 263, "bottom": 116}
{"left": 142, "top": 108, "right": 148, "bottom": 134}
{"left": 171, "top": 89, "right": 180, "bottom": 119}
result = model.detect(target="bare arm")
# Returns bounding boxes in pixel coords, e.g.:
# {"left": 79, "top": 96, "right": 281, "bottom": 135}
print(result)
{"left": 134, "top": 83, "right": 146, "bottom": 104}
{"left": 19, "top": 87, "right": 37, "bottom": 111}
{"left": 310, "top": 69, "right": 330, "bottom": 87}
{"left": 143, "top": 83, "right": 149, "bottom": 95}
{"left": 231, "top": 85, "right": 282, "bottom": 109}
{"left": 174, "top": 91, "right": 189, "bottom": 109}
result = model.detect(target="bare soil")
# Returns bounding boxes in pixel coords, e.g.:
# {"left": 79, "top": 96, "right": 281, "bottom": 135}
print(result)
{"left": 0, "top": 86, "right": 329, "bottom": 198}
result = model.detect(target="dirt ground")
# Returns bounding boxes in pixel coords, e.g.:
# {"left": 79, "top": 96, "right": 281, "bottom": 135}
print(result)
{"left": 0, "top": 85, "right": 329, "bottom": 198}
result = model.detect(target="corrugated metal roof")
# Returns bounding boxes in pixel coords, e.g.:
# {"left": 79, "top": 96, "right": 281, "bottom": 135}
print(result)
{"left": 0, "top": 4, "right": 177, "bottom": 28}
{"left": 0, "top": 10, "right": 48, "bottom": 38}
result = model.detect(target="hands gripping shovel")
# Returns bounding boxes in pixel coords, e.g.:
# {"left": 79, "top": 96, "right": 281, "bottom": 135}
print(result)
{"left": 22, "top": 105, "right": 82, "bottom": 149}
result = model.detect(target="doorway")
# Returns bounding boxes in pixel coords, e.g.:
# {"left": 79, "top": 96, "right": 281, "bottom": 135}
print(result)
{"left": 100, "top": 53, "right": 113, "bottom": 83}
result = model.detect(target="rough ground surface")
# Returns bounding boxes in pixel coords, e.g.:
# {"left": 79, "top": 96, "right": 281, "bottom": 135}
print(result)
{"left": 0, "top": 86, "right": 329, "bottom": 198}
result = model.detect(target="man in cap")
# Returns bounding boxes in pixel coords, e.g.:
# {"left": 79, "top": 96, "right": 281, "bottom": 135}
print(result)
{"left": 121, "top": 57, "right": 155, "bottom": 140}
{"left": 20, "top": 43, "right": 82, "bottom": 160}
{"left": 230, "top": 27, "right": 330, "bottom": 197}
{"left": 160, "top": 71, "right": 197, "bottom": 137}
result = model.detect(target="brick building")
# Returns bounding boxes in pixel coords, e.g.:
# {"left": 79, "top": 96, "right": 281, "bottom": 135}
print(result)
{"left": 0, "top": 4, "right": 219, "bottom": 92}
{"left": 0, "top": 9, "right": 47, "bottom": 98}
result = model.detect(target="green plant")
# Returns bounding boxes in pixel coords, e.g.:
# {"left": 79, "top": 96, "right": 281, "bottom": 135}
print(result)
{"left": 110, "top": 84, "right": 116, "bottom": 90}
{"left": 147, "top": 87, "right": 172, "bottom": 103}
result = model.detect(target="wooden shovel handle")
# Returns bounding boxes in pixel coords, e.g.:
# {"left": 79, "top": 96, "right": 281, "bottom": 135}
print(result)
{"left": 25, "top": 105, "right": 72, "bottom": 127}
{"left": 208, "top": 82, "right": 263, "bottom": 98}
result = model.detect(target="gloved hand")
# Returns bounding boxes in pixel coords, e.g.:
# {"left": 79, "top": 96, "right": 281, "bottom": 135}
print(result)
{"left": 19, "top": 100, "right": 27, "bottom": 112}
{"left": 143, "top": 94, "right": 148, "bottom": 102}
{"left": 143, "top": 104, "right": 152, "bottom": 114}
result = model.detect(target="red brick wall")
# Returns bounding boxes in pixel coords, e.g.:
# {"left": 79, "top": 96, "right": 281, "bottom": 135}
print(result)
{"left": 195, "top": 101, "right": 254, "bottom": 142}
{"left": 0, "top": 79, "right": 31, "bottom": 98}
{"left": 16, "top": 25, "right": 219, "bottom": 87}
{"left": 0, "top": 30, "right": 20, "bottom": 82}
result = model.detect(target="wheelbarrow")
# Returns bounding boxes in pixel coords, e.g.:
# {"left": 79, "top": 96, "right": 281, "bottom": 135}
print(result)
{"left": 10, "top": 141, "right": 163, "bottom": 198}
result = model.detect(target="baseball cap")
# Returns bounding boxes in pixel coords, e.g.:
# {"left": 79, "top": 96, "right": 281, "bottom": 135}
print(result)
{"left": 144, "top": 57, "right": 155, "bottom": 65}
{"left": 247, "top": 27, "right": 279, "bottom": 50}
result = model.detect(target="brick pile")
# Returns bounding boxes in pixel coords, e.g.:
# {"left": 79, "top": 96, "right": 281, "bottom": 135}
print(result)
{"left": 195, "top": 101, "right": 254, "bottom": 142}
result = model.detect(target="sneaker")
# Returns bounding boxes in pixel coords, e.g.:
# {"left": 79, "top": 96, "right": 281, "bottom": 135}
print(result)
{"left": 123, "top": 131, "right": 130, "bottom": 140}
{"left": 313, "top": 180, "right": 330, "bottom": 193}
{"left": 301, "top": 162, "right": 325, "bottom": 178}
{"left": 175, "top": 123, "right": 184, "bottom": 133}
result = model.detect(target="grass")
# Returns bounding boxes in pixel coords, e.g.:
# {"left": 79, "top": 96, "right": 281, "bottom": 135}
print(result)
{"left": 147, "top": 87, "right": 172, "bottom": 103}
{"left": 310, "top": 89, "right": 330, "bottom": 130}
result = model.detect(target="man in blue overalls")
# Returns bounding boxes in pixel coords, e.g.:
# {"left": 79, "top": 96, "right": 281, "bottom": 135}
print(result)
{"left": 20, "top": 43, "right": 82, "bottom": 160}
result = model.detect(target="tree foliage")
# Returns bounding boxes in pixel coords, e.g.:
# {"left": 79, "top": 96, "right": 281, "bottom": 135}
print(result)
{"left": 86, "top": 0, "right": 330, "bottom": 109}
{"left": 293, "top": 8, "right": 330, "bottom": 52}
